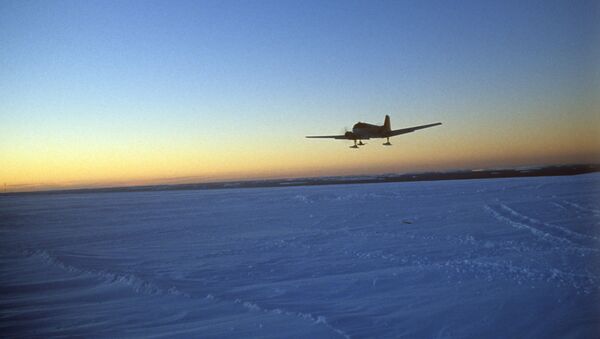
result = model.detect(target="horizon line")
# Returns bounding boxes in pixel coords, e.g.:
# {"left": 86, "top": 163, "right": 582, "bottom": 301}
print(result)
{"left": 2, "top": 163, "right": 598, "bottom": 196}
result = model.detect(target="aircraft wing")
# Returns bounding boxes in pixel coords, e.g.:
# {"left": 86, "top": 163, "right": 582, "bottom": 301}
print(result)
{"left": 305, "top": 134, "right": 349, "bottom": 139}
{"left": 389, "top": 122, "right": 442, "bottom": 137}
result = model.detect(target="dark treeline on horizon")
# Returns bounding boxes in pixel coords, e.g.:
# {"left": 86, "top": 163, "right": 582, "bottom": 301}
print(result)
{"left": 3, "top": 164, "right": 599, "bottom": 197}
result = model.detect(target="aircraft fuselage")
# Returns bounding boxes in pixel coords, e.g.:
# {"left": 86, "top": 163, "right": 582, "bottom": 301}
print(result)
{"left": 349, "top": 122, "right": 389, "bottom": 140}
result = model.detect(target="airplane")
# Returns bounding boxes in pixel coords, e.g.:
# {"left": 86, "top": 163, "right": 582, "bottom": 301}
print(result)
{"left": 306, "top": 115, "right": 442, "bottom": 148}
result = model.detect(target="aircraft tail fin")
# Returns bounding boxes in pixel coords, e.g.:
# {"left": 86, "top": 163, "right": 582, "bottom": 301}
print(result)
{"left": 383, "top": 115, "right": 391, "bottom": 132}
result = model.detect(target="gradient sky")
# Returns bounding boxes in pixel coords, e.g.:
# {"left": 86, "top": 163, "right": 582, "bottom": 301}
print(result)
{"left": 1, "top": 0, "right": 599, "bottom": 192}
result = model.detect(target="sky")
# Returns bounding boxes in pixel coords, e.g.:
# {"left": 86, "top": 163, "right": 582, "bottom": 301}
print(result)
{"left": 1, "top": 0, "right": 599, "bottom": 192}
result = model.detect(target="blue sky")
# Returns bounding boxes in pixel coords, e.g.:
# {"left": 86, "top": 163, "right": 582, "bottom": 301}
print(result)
{"left": 1, "top": 0, "right": 598, "bottom": 190}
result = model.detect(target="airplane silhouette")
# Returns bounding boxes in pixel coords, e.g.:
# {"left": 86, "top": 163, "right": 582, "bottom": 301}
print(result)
{"left": 306, "top": 115, "right": 441, "bottom": 148}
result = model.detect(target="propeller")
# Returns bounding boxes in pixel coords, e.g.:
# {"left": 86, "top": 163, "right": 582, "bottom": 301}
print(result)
{"left": 341, "top": 127, "right": 355, "bottom": 140}
{"left": 343, "top": 126, "right": 366, "bottom": 145}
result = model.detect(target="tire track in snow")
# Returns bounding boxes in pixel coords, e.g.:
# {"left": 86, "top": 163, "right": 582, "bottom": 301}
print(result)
{"left": 499, "top": 204, "right": 598, "bottom": 241}
{"left": 485, "top": 205, "right": 572, "bottom": 246}
{"left": 550, "top": 202, "right": 568, "bottom": 210}
{"left": 484, "top": 205, "right": 598, "bottom": 253}
{"left": 562, "top": 200, "right": 600, "bottom": 217}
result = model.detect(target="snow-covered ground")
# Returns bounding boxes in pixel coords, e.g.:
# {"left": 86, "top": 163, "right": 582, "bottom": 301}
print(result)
{"left": 1, "top": 174, "right": 599, "bottom": 338}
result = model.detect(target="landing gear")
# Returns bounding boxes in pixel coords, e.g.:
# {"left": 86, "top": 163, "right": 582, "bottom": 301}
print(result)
{"left": 383, "top": 137, "right": 392, "bottom": 146}
{"left": 358, "top": 140, "right": 365, "bottom": 146}
{"left": 350, "top": 140, "right": 359, "bottom": 149}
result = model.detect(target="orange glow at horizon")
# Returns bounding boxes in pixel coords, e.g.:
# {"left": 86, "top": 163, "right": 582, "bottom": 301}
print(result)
{"left": 2, "top": 113, "right": 598, "bottom": 193}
